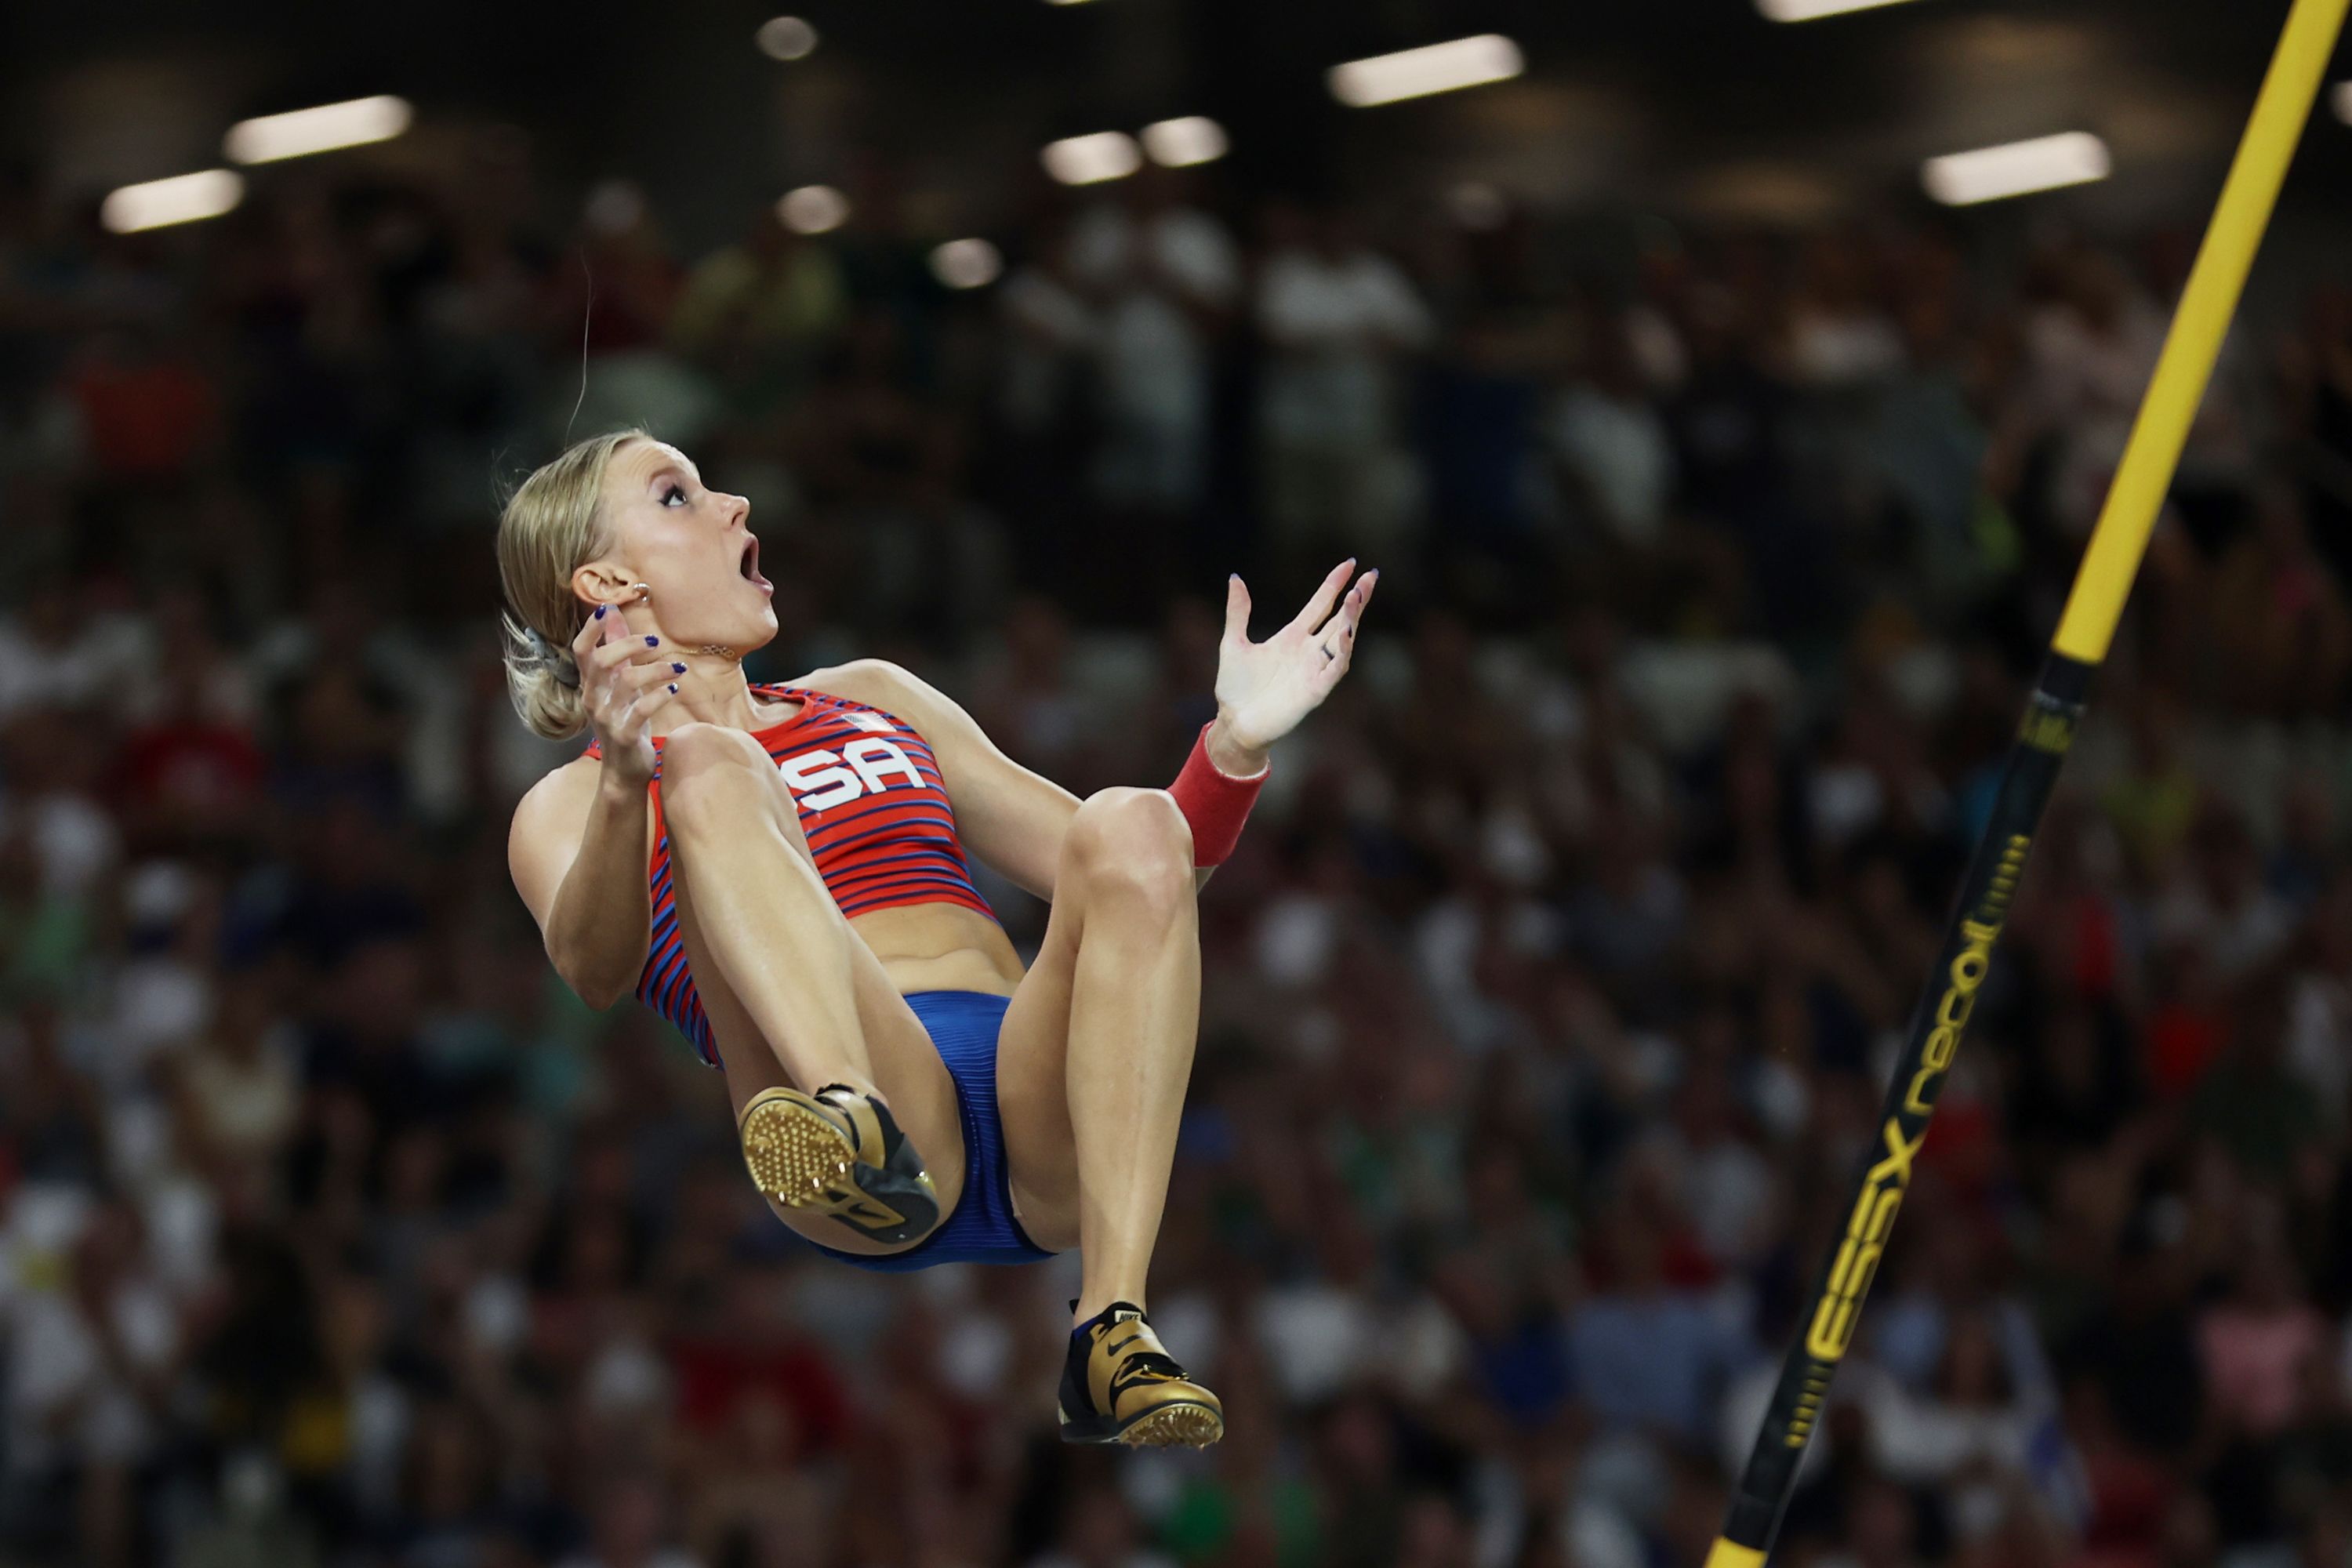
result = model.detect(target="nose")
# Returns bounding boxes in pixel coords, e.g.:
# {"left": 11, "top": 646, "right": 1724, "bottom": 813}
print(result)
{"left": 722, "top": 492, "right": 751, "bottom": 528}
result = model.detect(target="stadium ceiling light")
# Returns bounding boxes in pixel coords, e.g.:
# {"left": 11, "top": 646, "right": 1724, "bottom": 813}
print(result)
{"left": 932, "top": 239, "right": 1004, "bottom": 289}
{"left": 223, "top": 96, "right": 412, "bottom": 165}
{"left": 756, "top": 16, "right": 818, "bottom": 60}
{"left": 1041, "top": 131, "right": 1142, "bottom": 185}
{"left": 1922, "top": 131, "right": 2110, "bottom": 205}
{"left": 1141, "top": 117, "right": 1228, "bottom": 168}
{"left": 102, "top": 169, "right": 245, "bottom": 234}
{"left": 778, "top": 184, "right": 849, "bottom": 234}
{"left": 2335, "top": 81, "right": 2352, "bottom": 124}
{"left": 1327, "top": 35, "right": 1523, "bottom": 108}
{"left": 1755, "top": 0, "right": 1922, "bottom": 22}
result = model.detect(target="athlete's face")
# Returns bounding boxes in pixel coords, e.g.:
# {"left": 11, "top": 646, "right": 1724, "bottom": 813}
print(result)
{"left": 579, "top": 439, "right": 775, "bottom": 651}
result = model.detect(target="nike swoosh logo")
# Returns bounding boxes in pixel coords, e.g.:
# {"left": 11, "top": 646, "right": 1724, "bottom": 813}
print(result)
{"left": 1110, "top": 1368, "right": 1183, "bottom": 1403}
{"left": 837, "top": 1191, "right": 907, "bottom": 1229}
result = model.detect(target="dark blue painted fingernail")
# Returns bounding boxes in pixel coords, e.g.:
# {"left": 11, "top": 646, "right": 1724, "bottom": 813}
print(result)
{"left": 644, "top": 635, "right": 659, "bottom": 647}
{"left": 668, "top": 683, "right": 678, "bottom": 694}
{"left": 593, "top": 605, "right": 606, "bottom": 619}
{"left": 672, "top": 662, "right": 686, "bottom": 673}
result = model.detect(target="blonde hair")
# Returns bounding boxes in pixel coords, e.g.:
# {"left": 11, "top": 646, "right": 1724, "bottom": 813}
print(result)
{"left": 496, "top": 427, "right": 647, "bottom": 740}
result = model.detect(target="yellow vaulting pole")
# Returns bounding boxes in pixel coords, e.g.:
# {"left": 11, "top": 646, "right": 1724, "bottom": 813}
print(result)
{"left": 2051, "top": 0, "right": 2351, "bottom": 662}
{"left": 1704, "top": 2, "right": 2348, "bottom": 1564}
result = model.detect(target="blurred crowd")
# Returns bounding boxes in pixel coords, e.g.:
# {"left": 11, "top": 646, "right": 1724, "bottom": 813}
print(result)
{"left": 6, "top": 133, "right": 2352, "bottom": 1568}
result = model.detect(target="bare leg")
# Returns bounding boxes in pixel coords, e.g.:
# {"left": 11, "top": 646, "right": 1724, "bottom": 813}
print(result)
{"left": 659, "top": 723, "right": 963, "bottom": 1248}
{"left": 661, "top": 723, "right": 884, "bottom": 1098}
{"left": 996, "top": 788, "right": 1200, "bottom": 1319}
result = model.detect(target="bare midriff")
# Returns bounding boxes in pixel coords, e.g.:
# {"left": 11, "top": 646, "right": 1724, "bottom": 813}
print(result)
{"left": 850, "top": 902, "right": 1025, "bottom": 997}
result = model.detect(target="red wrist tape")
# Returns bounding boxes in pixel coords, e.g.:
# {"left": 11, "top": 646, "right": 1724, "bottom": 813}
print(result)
{"left": 1168, "top": 724, "right": 1267, "bottom": 867}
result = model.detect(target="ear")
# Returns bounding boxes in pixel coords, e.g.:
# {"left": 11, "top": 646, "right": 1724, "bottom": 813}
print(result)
{"left": 571, "top": 560, "right": 637, "bottom": 611}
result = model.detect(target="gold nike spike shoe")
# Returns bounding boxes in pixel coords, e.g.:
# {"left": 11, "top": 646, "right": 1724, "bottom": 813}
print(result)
{"left": 738, "top": 1083, "right": 938, "bottom": 1246}
{"left": 1058, "top": 1301, "right": 1225, "bottom": 1447}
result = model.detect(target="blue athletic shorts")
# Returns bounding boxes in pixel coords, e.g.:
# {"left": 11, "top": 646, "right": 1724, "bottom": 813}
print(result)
{"left": 801, "top": 990, "right": 1057, "bottom": 1272}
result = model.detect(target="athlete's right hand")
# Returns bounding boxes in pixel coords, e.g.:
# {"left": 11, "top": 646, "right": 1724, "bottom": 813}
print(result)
{"left": 572, "top": 603, "right": 681, "bottom": 787}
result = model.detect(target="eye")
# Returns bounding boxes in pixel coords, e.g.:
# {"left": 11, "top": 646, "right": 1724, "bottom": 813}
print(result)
{"left": 660, "top": 484, "right": 688, "bottom": 508}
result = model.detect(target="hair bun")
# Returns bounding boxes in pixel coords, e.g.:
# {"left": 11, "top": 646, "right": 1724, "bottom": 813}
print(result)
{"left": 522, "top": 626, "right": 582, "bottom": 688}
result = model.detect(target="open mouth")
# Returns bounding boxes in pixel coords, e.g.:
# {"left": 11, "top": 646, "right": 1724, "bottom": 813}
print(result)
{"left": 739, "top": 535, "right": 773, "bottom": 594}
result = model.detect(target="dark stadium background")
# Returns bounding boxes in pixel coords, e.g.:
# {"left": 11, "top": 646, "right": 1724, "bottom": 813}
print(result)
{"left": 4, "top": 2, "right": 2352, "bottom": 1566}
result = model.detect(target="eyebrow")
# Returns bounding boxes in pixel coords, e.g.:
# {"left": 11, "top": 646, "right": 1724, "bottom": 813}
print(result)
{"left": 642, "top": 459, "right": 702, "bottom": 492}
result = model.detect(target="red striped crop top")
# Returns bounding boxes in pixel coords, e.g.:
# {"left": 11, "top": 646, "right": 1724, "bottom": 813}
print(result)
{"left": 586, "top": 683, "right": 996, "bottom": 1059}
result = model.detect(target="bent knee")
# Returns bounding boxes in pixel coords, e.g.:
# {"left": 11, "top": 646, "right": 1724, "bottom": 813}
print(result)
{"left": 659, "top": 723, "right": 775, "bottom": 826}
{"left": 662, "top": 721, "right": 771, "bottom": 773}
{"left": 1062, "top": 788, "right": 1194, "bottom": 911}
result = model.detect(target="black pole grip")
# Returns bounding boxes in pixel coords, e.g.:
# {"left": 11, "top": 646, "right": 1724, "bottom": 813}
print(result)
{"left": 1711, "top": 654, "right": 2092, "bottom": 1560}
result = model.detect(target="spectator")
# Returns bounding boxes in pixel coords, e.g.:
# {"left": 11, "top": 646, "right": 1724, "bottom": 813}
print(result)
{"left": 1067, "top": 170, "right": 1240, "bottom": 521}
{"left": 0, "top": 151, "right": 2350, "bottom": 1568}
{"left": 1564, "top": 1205, "right": 1750, "bottom": 1447}
{"left": 2198, "top": 1221, "right": 2328, "bottom": 1442}
{"left": 1255, "top": 200, "right": 1433, "bottom": 575}
{"left": 559, "top": 1475, "right": 704, "bottom": 1568}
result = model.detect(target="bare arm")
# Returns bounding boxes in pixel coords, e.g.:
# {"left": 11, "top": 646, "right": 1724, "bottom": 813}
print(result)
{"left": 820, "top": 561, "right": 1374, "bottom": 900}
{"left": 510, "top": 760, "right": 653, "bottom": 1010}
{"left": 507, "top": 599, "right": 684, "bottom": 1009}
{"left": 819, "top": 661, "right": 1257, "bottom": 898}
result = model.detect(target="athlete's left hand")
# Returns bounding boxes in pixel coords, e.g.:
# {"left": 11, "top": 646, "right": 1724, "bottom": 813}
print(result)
{"left": 1210, "top": 560, "right": 1378, "bottom": 771}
